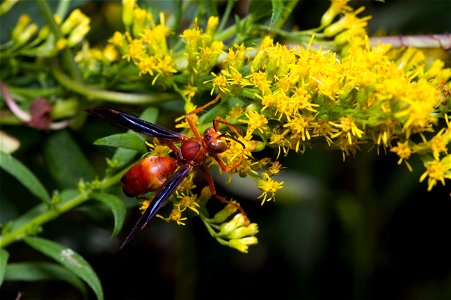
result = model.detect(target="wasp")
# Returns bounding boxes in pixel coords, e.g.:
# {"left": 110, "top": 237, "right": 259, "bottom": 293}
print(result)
{"left": 87, "top": 95, "right": 244, "bottom": 248}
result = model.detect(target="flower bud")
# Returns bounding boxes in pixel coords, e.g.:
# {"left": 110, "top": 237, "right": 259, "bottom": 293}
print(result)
{"left": 122, "top": 0, "right": 136, "bottom": 30}
{"left": 323, "top": 18, "right": 346, "bottom": 37}
{"left": 16, "top": 23, "right": 38, "bottom": 46}
{"left": 132, "top": 7, "right": 147, "bottom": 36}
{"left": 218, "top": 213, "right": 245, "bottom": 236}
{"left": 12, "top": 14, "right": 31, "bottom": 42}
{"left": 228, "top": 236, "right": 258, "bottom": 253}
{"left": 12, "top": 15, "right": 38, "bottom": 45}
{"left": 37, "top": 26, "right": 50, "bottom": 40}
{"left": 67, "top": 23, "right": 90, "bottom": 46}
{"left": 206, "top": 16, "right": 219, "bottom": 36}
{"left": 0, "top": 0, "right": 19, "bottom": 15}
{"left": 210, "top": 203, "right": 237, "bottom": 223}
{"left": 56, "top": 38, "right": 68, "bottom": 50}
{"left": 334, "top": 29, "right": 350, "bottom": 45}
{"left": 228, "top": 223, "right": 259, "bottom": 239}
{"left": 321, "top": 8, "right": 336, "bottom": 28}
{"left": 60, "top": 9, "right": 86, "bottom": 35}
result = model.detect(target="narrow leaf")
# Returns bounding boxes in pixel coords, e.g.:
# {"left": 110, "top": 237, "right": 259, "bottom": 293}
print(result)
{"left": 0, "top": 248, "right": 9, "bottom": 287}
{"left": 24, "top": 237, "right": 104, "bottom": 300}
{"left": 249, "top": 0, "right": 272, "bottom": 22}
{"left": 10, "top": 203, "right": 48, "bottom": 230}
{"left": 43, "top": 130, "right": 96, "bottom": 189}
{"left": 270, "top": 0, "right": 285, "bottom": 28}
{"left": 91, "top": 192, "right": 126, "bottom": 236}
{"left": 10, "top": 189, "right": 79, "bottom": 231}
{"left": 94, "top": 133, "right": 147, "bottom": 153}
{"left": 140, "top": 106, "right": 159, "bottom": 123}
{"left": 0, "top": 150, "right": 50, "bottom": 204}
{"left": 111, "top": 148, "right": 138, "bottom": 169}
{"left": 105, "top": 107, "right": 159, "bottom": 168}
{"left": 4, "top": 262, "right": 87, "bottom": 297}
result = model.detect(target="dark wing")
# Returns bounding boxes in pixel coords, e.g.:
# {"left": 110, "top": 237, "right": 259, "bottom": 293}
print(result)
{"left": 86, "top": 107, "right": 183, "bottom": 142}
{"left": 119, "top": 164, "right": 193, "bottom": 249}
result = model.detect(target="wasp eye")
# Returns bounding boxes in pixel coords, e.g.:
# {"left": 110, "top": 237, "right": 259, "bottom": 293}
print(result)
{"left": 205, "top": 134, "right": 211, "bottom": 141}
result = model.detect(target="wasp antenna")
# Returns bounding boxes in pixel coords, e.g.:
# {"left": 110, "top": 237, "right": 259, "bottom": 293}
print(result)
{"left": 219, "top": 133, "right": 245, "bottom": 148}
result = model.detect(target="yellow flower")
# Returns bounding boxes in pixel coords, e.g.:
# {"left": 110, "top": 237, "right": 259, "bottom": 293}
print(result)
{"left": 109, "top": 31, "right": 124, "bottom": 46}
{"left": 209, "top": 73, "right": 230, "bottom": 94}
{"left": 122, "top": 0, "right": 136, "bottom": 29}
{"left": 270, "top": 131, "right": 290, "bottom": 158}
{"left": 139, "top": 199, "right": 150, "bottom": 213}
{"left": 419, "top": 157, "right": 451, "bottom": 191}
{"left": 330, "top": 117, "right": 363, "bottom": 144}
{"left": 284, "top": 115, "right": 313, "bottom": 143}
{"left": 390, "top": 140, "right": 412, "bottom": 171}
{"left": 137, "top": 55, "right": 157, "bottom": 76}
{"left": 257, "top": 174, "right": 284, "bottom": 205}
{"left": 429, "top": 130, "right": 449, "bottom": 161}
{"left": 175, "top": 191, "right": 200, "bottom": 215}
{"left": 321, "top": 0, "right": 352, "bottom": 27}
{"left": 123, "top": 38, "right": 145, "bottom": 61}
{"left": 103, "top": 44, "right": 118, "bottom": 62}
{"left": 228, "top": 237, "right": 258, "bottom": 253}
{"left": 324, "top": 6, "right": 371, "bottom": 38}
{"left": 206, "top": 16, "right": 219, "bottom": 36}
{"left": 158, "top": 210, "right": 188, "bottom": 225}
{"left": 242, "top": 110, "right": 268, "bottom": 138}
{"left": 250, "top": 70, "right": 271, "bottom": 95}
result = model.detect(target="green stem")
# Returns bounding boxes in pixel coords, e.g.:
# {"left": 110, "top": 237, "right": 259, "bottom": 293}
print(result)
{"left": 55, "top": 0, "right": 71, "bottom": 18}
{"left": 217, "top": 0, "right": 235, "bottom": 33}
{"left": 272, "top": 0, "right": 299, "bottom": 30}
{"left": 52, "top": 66, "right": 178, "bottom": 104}
{"left": 215, "top": 15, "right": 252, "bottom": 41}
{"left": 36, "top": 0, "right": 81, "bottom": 81}
{"left": 8, "top": 86, "right": 63, "bottom": 98}
{"left": 0, "top": 167, "right": 128, "bottom": 249}
{"left": 0, "top": 192, "right": 90, "bottom": 248}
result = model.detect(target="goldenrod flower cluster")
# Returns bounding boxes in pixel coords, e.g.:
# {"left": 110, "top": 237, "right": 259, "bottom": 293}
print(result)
{"left": 4, "top": 9, "right": 90, "bottom": 57}
{"left": 2, "top": 0, "right": 448, "bottom": 253}
{"left": 99, "top": 0, "right": 449, "bottom": 251}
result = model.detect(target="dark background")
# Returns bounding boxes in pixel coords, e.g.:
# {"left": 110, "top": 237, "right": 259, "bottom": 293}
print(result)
{"left": 1, "top": 0, "right": 450, "bottom": 299}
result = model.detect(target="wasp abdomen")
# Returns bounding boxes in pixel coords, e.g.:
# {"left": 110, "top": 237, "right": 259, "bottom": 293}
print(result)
{"left": 121, "top": 156, "right": 177, "bottom": 197}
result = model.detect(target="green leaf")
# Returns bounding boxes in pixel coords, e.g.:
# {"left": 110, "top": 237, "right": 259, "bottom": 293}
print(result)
{"left": 140, "top": 106, "right": 159, "bottom": 123}
{"left": 0, "top": 150, "right": 50, "bottom": 204}
{"left": 270, "top": 0, "right": 285, "bottom": 28}
{"left": 94, "top": 133, "right": 147, "bottom": 153}
{"left": 10, "top": 189, "right": 79, "bottom": 231}
{"left": 111, "top": 148, "right": 138, "bottom": 169}
{"left": 91, "top": 192, "right": 126, "bottom": 236}
{"left": 0, "top": 248, "right": 9, "bottom": 287}
{"left": 249, "top": 0, "right": 272, "bottom": 22}
{"left": 10, "top": 203, "right": 48, "bottom": 231}
{"left": 24, "top": 237, "right": 104, "bottom": 300}
{"left": 43, "top": 130, "right": 96, "bottom": 189}
{"left": 4, "top": 262, "right": 87, "bottom": 297}
{"left": 105, "top": 107, "right": 159, "bottom": 167}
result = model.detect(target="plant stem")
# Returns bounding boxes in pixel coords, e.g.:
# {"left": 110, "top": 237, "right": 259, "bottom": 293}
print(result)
{"left": 0, "top": 192, "right": 90, "bottom": 248}
{"left": 52, "top": 66, "right": 178, "bottom": 104}
{"left": 36, "top": 0, "right": 81, "bottom": 81}
{"left": 370, "top": 34, "right": 451, "bottom": 49}
{"left": 215, "top": 15, "right": 252, "bottom": 41}
{"left": 217, "top": 0, "right": 235, "bottom": 33}
{"left": 7, "top": 86, "right": 63, "bottom": 98}
{"left": 0, "top": 168, "right": 128, "bottom": 249}
{"left": 272, "top": 0, "right": 299, "bottom": 30}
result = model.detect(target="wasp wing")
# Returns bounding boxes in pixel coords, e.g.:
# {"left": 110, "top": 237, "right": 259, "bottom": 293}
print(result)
{"left": 86, "top": 107, "right": 183, "bottom": 142}
{"left": 119, "top": 164, "right": 193, "bottom": 249}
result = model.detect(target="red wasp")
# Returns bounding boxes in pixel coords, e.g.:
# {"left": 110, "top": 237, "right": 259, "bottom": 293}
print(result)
{"left": 86, "top": 95, "right": 244, "bottom": 248}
